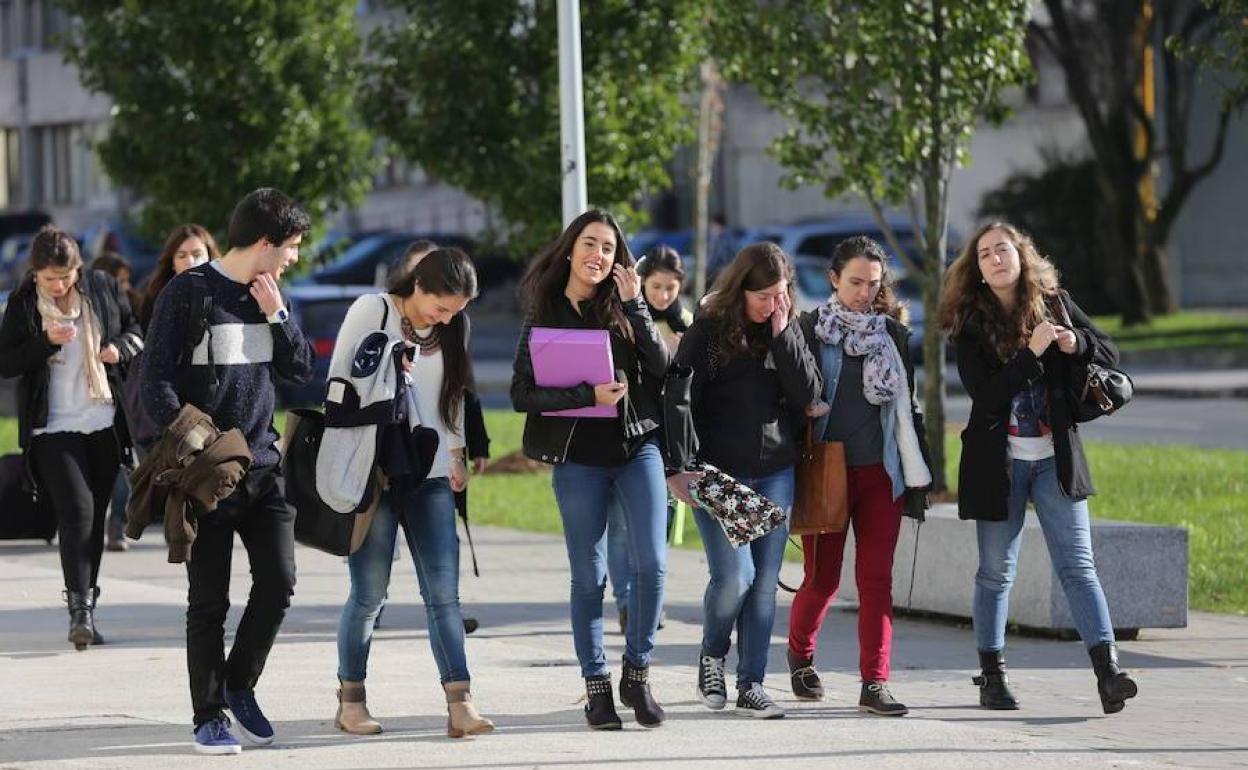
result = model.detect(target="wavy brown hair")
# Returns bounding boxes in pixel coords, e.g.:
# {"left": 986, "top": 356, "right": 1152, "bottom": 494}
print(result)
{"left": 140, "top": 224, "right": 221, "bottom": 325}
{"left": 702, "top": 242, "right": 796, "bottom": 361}
{"left": 937, "top": 221, "right": 1060, "bottom": 359}
{"left": 828, "top": 235, "right": 904, "bottom": 321}
{"left": 518, "top": 209, "right": 635, "bottom": 340}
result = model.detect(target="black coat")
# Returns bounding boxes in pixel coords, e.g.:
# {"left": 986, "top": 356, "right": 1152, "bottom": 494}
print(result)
{"left": 953, "top": 290, "right": 1118, "bottom": 521}
{"left": 511, "top": 295, "right": 669, "bottom": 465}
{"left": 664, "top": 315, "right": 822, "bottom": 478}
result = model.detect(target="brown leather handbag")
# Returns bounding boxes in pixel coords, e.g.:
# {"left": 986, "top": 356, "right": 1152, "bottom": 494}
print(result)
{"left": 791, "top": 423, "right": 849, "bottom": 536}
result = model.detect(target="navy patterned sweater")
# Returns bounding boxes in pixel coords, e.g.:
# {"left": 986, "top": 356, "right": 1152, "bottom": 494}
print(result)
{"left": 141, "top": 263, "right": 314, "bottom": 468}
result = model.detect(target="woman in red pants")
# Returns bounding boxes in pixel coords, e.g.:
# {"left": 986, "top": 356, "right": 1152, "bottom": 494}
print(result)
{"left": 786, "top": 235, "right": 932, "bottom": 716}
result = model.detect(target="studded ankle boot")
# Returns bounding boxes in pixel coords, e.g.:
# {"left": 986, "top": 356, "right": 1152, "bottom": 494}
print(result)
{"left": 618, "top": 662, "right": 665, "bottom": 728}
{"left": 583, "top": 674, "right": 622, "bottom": 730}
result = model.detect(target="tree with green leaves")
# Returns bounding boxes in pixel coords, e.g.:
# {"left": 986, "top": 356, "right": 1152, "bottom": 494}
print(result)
{"left": 363, "top": 0, "right": 705, "bottom": 254}
{"left": 710, "top": 0, "right": 1032, "bottom": 490}
{"left": 1036, "top": 0, "right": 1248, "bottom": 323}
{"left": 60, "top": 1, "right": 376, "bottom": 244}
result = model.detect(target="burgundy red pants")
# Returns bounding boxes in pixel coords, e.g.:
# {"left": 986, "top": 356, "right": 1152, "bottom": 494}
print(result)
{"left": 787, "top": 463, "right": 903, "bottom": 682}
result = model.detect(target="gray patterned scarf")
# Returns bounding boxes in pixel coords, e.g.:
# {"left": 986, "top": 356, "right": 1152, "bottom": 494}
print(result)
{"left": 813, "top": 296, "right": 903, "bottom": 405}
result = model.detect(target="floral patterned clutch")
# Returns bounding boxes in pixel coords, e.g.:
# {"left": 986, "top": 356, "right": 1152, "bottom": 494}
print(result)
{"left": 687, "top": 461, "right": 787, "bottom": 547}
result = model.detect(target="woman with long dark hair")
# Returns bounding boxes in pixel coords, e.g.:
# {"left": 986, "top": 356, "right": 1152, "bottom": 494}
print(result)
{"left": 938, "top": 222, "right": 1138, "bottom": 715}
{"left": 665, "top": 242, "right": 821, "bottom": 719}
{"left": 138, "top": 224, "right": 220, "bottom": 329}
{"left": 784, "top": 236, "right": 931, "bottom": 716}
{"left": 510, "top": 209, "right": 671, "bottom": 730}
{"left": 332, "top": 247, "right": 494, "bottom": 738}
{"left": 0, "top": 225, "right": 141, "bottom": 649}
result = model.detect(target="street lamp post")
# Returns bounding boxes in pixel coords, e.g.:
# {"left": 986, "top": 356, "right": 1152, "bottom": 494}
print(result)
{"left": 556, "top": 0, "right": 587, "bottom": 225}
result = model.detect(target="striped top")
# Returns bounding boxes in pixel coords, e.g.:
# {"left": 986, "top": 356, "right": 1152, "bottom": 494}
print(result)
{"left": 141, "top": 262, "right": 314, "bottom": 467}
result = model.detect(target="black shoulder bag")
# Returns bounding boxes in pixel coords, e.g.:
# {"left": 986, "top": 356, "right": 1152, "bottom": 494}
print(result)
{"left": 1049, "top": 294, "right": 1133, "bottom": 422}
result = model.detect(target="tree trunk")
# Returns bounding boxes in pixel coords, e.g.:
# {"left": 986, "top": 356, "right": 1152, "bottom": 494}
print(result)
{"left": 921, "top": 181, "right": 947, "bottom": 492}
{"left": 1140, "top": 239, "right": 1177, "bottom": 315}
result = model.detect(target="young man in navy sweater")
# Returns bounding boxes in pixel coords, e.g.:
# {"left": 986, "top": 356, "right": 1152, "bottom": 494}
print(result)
{"left": 142, "top": 188, "right": 314, "bottom": 754}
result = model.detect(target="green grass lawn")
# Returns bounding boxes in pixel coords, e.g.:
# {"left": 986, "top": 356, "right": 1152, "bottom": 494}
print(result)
{"left": 1091, "top": 310, "right": 1248, "bottom": 351}
{"left": 3, "top": 409, "right": 1243, "bottom": 614}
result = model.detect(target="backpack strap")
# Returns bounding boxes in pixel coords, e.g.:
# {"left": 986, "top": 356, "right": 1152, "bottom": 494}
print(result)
{"left": 177, "top": 268, "right": 216, "bottom": 404}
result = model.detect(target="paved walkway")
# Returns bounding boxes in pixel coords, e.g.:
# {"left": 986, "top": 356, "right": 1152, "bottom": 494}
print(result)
{"left": 2, "top": 526, "right": 1246, "bottom": 769}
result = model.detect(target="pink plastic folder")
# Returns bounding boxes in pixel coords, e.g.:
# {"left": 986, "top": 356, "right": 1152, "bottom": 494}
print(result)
{"left": 529, "top": 327, "right": 617, "bottom": 418}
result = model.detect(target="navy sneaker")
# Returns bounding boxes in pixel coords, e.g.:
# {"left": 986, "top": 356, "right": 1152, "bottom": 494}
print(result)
{"left": 193, "top": 715, "right": 241, "bottom": 755}
{"left": 224, "top": 689, "right": 275, "bottom": 745}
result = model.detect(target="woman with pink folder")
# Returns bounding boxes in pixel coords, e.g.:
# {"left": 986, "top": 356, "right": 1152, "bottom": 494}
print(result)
{"left": 510, "top": 209, "right": 671, "bottom": 731}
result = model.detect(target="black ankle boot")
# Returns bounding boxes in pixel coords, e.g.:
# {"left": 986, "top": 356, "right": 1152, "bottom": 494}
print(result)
{"left": 1089, "top": 643, "right": 1138, "bottom": 714}
{"left": 584, "top": 675, "right": 622, "bottom": 730}
{"left": 619, "top": 662, "right": 665, "bottom": 728}
{"left": 64, "top": 590, "right": 94, "bottom": 651}
{"left": 88, "top": 587, "right": 104, "bottom": 645}
{"left": 972, "top": 650, "right": 1019, "bottom": 710}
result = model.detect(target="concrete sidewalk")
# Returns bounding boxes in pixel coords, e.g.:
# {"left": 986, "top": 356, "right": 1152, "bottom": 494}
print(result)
{"left": 2, "top": 526, "right": 1245, "bottom": 769}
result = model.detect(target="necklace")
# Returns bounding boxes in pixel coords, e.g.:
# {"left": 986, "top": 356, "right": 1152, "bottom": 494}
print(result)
{"left": 400, "top": 307, "right": 442, "bottom": 355}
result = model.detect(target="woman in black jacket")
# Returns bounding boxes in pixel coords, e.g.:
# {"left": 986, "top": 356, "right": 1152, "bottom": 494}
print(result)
{"left": 665, "top": 242, "right": 821, "bottom": 719}
{"left": 0, "top": 226, "right": 141, "bottom": 650}
{"left": 938, "top": 221, "right": 1138, "bottom": 715}
{"left": 510, "top": 209, "right": 671, "bottom": 730}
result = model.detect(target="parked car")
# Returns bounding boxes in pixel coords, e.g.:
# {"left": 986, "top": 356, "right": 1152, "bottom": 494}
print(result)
{"left": 299, "top": 231, "right": 477, "bottom": 287}
{"left": 275, "top": 284, "right": 379, "bottom": 407}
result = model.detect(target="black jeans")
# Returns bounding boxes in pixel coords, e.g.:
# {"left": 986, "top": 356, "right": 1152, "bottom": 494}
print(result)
{"left": 29, "top": 429, "right": 120, "bottom": 594}
{"left": 186, "top": 464, "right": 297, "bottom": 728}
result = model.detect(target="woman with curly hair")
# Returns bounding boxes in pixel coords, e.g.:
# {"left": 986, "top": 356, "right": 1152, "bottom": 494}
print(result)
{"left": 937, "top": 222, "right": 1138, "bottom": 715}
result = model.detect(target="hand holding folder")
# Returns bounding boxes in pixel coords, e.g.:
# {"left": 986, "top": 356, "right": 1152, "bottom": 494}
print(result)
{"left": 529, "top": 327, "right": 619, "bottom": 418}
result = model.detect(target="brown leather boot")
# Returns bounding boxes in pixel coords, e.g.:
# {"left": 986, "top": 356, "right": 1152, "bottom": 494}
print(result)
{"left": 444, "top": 681, "right": 494, "bottom": 738}
{"left": 335, "top": 679, "right": 382, "bottom": 735}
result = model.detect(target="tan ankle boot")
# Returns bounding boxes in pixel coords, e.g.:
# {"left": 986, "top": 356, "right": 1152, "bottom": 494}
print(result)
{"left": 444, "top": 681, "right": 494, "bottom": 738}
{"left": 335, "top": 679, "right": 382, "bottom": 735}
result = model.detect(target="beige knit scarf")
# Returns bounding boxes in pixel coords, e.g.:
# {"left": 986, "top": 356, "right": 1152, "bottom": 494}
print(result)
{"left": 36, "top": 284, "right": 112, "bottom": 403}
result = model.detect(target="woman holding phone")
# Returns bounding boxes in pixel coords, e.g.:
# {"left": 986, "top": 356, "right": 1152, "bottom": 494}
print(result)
{"left": 510, "top": 209, "right": 671, "bottom": 730}
{"left": 0, "top": 225, "right": 140, "bottom": 649}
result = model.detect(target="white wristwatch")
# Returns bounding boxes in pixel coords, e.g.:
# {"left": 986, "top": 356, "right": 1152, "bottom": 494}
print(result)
{"left": 267, "top": 307, "right": 290, "bottom": 324}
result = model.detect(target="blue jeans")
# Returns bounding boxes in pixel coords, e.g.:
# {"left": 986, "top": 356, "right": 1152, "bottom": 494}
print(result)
{"left": 551, "top": 440, "right": 668, "bottom": 677}
{"left": 606, "top": 496, "right": 631, "bottom": 613}
{"left": 973, "top": 457, "right": 1116, "bottom": 652}
{"left": 337, "top": 477, "right": 469, "bottom": 684}
{"left": 693, "top": 467, "right": 794, "bottom": 689}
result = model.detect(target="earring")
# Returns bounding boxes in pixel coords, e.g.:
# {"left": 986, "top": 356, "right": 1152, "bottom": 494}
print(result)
{"left": 981, "top": 278, "right": 987, "bottom": 284}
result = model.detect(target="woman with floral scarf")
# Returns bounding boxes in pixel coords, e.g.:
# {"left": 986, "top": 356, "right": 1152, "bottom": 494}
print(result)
{"left": 785, "top": 235, "right": 932, "bottom": 716}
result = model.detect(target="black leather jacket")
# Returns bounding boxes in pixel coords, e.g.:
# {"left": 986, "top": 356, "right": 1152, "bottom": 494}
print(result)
{"left": 510, "top": 295, "right": 669, "bottom": 464}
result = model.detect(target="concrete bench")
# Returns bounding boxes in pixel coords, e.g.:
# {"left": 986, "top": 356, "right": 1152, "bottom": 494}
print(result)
{"left": 834, "top": 503, "right": 1188, "bottom": 635}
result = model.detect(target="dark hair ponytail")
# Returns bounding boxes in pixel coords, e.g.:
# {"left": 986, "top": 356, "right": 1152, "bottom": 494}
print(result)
{"left": 392, "top": 247, "right": 478, "bottom": 431}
